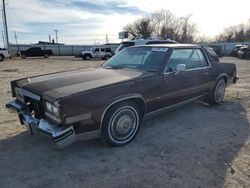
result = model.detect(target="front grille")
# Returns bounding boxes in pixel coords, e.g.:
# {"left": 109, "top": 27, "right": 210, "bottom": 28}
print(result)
{"left": 25, "top": 97, "right": 44, "bottom": 119}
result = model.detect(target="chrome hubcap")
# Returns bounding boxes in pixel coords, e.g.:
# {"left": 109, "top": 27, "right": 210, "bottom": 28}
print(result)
{"left": 110, "top": 108, "right": 138, "bottom": 141}
{"left": 215, "top": 80, "right": 225, "bottom": 102}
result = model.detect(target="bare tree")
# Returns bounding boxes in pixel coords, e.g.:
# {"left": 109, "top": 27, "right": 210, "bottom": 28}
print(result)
{"left": 123, "top": 9, "right": 197, "bottom": 43}
{"left": 215, "top": 20, "right": 250, "bottom": 42}
{"left": 179, "top": 15, "right": 197, "bottom": 43}
{"left": 124, "top": 17, "right": 153, "bottom": 39}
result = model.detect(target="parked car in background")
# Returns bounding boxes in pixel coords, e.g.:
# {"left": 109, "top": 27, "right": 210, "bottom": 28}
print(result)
{"left": 202, "top": 46, "right": 220, "bottom": 61}
{"left": 115, "top": 38, "right": 177, "bottom": 54}
{"left": 237, "top": 46, "right": 250, "bottom": 59}
{"left": 6, "top": 44, "right": 238, "bottom": 148}
{"left": 208, "top": 45, "right": 223, "bottom": 57}
{"left": 81, "top": 47, "right": 114, "bottom": 60}
{"left": 0, "top": 48, "right": 10, "bottom": 61}
{"left": 230, "top": 45, "right": 247, "bottom": 57}
{"left": 19, "top": 47, "right": 53, "bottom": 58}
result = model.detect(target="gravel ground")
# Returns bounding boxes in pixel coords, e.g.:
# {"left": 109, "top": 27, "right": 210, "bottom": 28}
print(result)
{"left": 0, "top": 56, "right": 249, "bottom": 188}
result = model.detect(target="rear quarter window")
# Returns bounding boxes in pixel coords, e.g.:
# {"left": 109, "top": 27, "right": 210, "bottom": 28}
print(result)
{"left": 203, "top": 47, "right": 219, "bottom": 61}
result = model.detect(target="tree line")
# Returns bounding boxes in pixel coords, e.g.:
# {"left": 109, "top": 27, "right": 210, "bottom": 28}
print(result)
{"left": 123, "top": 9, "right": 250, "bottom": 43}
{"left": 124, "top": 9, "right": 197, "bottom": 43}
{"left": 215, "top": 20, "right": 250, "bottom": 42}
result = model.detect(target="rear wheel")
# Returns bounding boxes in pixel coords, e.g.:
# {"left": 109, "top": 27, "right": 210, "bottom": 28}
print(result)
{"left": 101, "top": 101, "right": 141, "bottom": 146}
{"left": 21, "top": 54, "right": 26, "bottom": 59}
{"left": 205, "top": 79, "right": 226, "bottom": 105}
{"left": 0, "top": 54, "right": 4, "bottom": 61}
{"left": 85, "top": 55, "right": 91, "bottom": 60}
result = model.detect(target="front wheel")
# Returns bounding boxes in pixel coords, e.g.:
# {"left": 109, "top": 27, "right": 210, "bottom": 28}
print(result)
{"left": 101, "top": 101, "right": 141, "bottom": 146}
{"left": 44, "top": 54, "right": 49, "bottom": 58}
{"left": 205, "top": 79, "right": 226, "bottom": 105}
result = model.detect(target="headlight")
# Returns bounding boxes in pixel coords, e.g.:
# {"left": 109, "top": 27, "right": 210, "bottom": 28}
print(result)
{"left": 15, "top": 87, "right": 25, "bottom": 103}
{"left": 52, "top": 105, "right": 60, "bottom": 116}
{"left": 45, "top": 102, "right": 52, "bottom": 113}
{"left": 45, "top": 101, "right": 60, "bottom": 117}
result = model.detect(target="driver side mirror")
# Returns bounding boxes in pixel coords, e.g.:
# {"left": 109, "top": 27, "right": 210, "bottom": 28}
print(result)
{"left": 176, "top": 64, "right": 186, "bottom": 71}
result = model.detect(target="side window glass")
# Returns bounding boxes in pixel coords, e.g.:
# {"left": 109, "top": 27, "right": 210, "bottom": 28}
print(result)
{"left": 196, "top": 49, "right": 208, "bottom": 67}
{"left": 94, "top": 48, "right": 99, "bottom": 52}
{"left": 101, "top": 48, "right": 105, "bottom": 52}
{"left": 166, "top": 49, "right": 193, "bottom": 72}
{"left": 166, "top": 49, "right": 208, "bottom": 72}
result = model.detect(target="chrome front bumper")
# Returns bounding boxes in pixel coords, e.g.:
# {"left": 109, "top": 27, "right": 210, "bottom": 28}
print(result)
{"left": 6, "top": 100, "right": 76, "bottom": 148}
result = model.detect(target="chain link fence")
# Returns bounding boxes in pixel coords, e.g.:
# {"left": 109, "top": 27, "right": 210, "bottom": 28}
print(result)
{"left": 10, "top": 44, "right": 119, "bottom": 56}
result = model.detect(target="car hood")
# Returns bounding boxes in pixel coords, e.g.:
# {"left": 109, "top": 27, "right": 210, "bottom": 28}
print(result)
{"left": 16, "top": 68, "right": 145, "bottom": 101}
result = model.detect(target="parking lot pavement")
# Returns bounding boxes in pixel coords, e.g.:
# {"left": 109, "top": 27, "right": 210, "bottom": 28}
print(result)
{"left": 0, "top": 57, "right": 249, "bottom": 188}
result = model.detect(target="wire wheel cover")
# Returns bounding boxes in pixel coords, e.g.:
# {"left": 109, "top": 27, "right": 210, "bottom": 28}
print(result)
{"left": 109, "top": 107, "right": 138, "bottom": 141}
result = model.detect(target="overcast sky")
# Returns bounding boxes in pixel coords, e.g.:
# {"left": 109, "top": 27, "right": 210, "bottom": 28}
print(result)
{"left": 1, "top": 0, "right": 250, "bottom": 45}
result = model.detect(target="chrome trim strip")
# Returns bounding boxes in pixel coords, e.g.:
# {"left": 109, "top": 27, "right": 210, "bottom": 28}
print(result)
{"left": 65, "top": 113, "right": 92, "bottom": 124}
{"left": 99, "top": 95, "right": 147, "bottom": 131}
{"left": 144, "top": 94, "right": 208, "bottom": 119}
{"left": 21, "top": 89, "right": 40, "bottom": 101}
{"left": 164, "top": 65, "right": 211, "bottom": 75}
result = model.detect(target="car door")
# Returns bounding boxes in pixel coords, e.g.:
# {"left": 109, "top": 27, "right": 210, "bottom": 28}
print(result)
{"left": 156, "top": 48, "right": 211, "bottom": 109}
{"left": 190, "top": 48, "right": 212, "bottom": 96}
{"left": 100, "top": 48, "right": 105, "bottom": 57}
{"left": 26, "top": 48, "right": 33, "bottom": 56}
{"left": 30, "top": 48, "right": 40, "bottom": 57}
{"left": 94, "top": 48, "right": 100, "bottom": 58}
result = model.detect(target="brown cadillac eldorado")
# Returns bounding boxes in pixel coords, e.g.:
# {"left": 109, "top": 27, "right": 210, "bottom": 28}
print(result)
{"left": 6, "top": 44, "right": 238, "bottom": 148}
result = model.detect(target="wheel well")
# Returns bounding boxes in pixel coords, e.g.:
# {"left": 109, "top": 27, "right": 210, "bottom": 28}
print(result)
{"left": 101, "top": 97, "right": 146, "bottom": 128}
{"left": 129, "top": 98, "right": 146, "bottom": 115}
{"left": 221, "top": 76, "right": 228, "bottom": 85}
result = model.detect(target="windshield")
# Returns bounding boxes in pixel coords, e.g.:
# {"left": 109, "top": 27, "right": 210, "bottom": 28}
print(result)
{"left": 103, "top": 47, "right": 168, "bottom": 72}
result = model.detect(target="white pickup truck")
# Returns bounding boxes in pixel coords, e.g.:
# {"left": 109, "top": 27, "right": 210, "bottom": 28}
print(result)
{"left": 0, "top": 48, "right": 9, "bottom": 61}
{"left": 81, "top": 47, "right": 113, "bottom": 60}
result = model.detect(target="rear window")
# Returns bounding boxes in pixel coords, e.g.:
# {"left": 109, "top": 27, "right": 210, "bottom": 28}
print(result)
{"left": 115, "top": 42, "right": 135, "bottom": 53}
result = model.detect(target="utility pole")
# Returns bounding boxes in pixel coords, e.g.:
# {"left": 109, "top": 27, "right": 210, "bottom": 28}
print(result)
{"left": 14, "top": 31, "right": 18, "bottom": 45}
{"left": 2, "top": 0, "right": 9, "bottom": 50}
{"left": 1, "top": 30, "right": 5, "bottom": 47}
{"left": 49, "top": 34, "right": 51, "bottom": 43}
{"left": 105, "top": 34, "right": 109, "bottom": 44}
{"left": 54, "top": 29, "right": 58, "bottom": 43}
